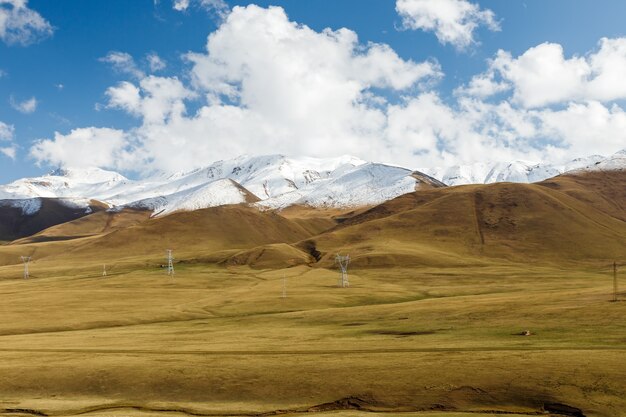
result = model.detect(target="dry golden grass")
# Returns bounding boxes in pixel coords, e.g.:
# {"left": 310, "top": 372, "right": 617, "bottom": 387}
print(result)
{"left": 0, "top": 263, "right": 623, "bottom": 417}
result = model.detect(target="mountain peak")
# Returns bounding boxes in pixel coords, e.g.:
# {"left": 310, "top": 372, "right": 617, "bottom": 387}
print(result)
{"left": 47, "top": 166, "right": 128, "bottom": 183}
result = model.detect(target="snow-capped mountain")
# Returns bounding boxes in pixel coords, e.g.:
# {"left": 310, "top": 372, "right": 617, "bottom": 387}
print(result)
{"left": 421, "top": 153, "right": 613, "bottom": 186}
{"left": 0, "top": 155, "right": 434, "bottom": 216}
{"left": 0, "top": 167, "right": 128, "bottom": 200}
{"left": 257, "top": 163, "right": 437, "bottom": 209}
{"left": 0, "top": 151, "right": 623, "bottom": 217}
{"left": 125, "top": 179, "right": 259, "bottom": 217}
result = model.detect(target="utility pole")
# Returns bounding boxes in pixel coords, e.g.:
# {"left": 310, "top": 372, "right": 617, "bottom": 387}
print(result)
{"left": 335, "top": 254, "right": 350, "bottom": 288}
{"left": 20, "top": 256, "right": 31, "bottom": 279}
{"left": 167, "top": 250, "right": 174, "bottom": 276}
{"left": 613, "top": 261, "right": 618, "bottom": 302}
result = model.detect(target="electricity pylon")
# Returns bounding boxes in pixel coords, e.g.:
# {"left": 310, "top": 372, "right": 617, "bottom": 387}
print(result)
{"left": 335, "top": 254, "right": 350, "bottom": 288}
{"left": 20, "top": 256, "right": 31, "bottom": 279}
{"left": 167, "top": 250, "right": 174, "bottom": 276}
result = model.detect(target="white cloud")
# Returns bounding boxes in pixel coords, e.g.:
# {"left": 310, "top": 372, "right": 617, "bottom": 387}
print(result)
{"left": 106, "top": 76, "right": 195, "bottom": 124}
{"left": 537, "top": 101, "right": 626, "bottom": 157}
{"left": 0, "top": 121, "right": 16, "bottom": 160}
{"left": 1, "top": 145, "right": 16, "bottom": 159}
{"left": 10, "top": 95, "right": 37, "bottom": 113}
{"left": 0, "top": 121, "right": 14, "bottom": 140}
{"left": 173, "top": 0, "right": 229, "bottom": 19}
{"left": 0, "top": 0, "right": 53, "bottom": 46}
{"left": 396, "top": 0, "right": 499, "bottom": 50}
{"left": 466, "top": 38, "right": 626, "bottom": 108}
{"left": 147, "top": 53, "right": 167, "bottom": 72}
{"left": 30, "top": 127, "right": 132, "bottom": 169}
{"left": 172, "top": 0, "right": 189, "bottom": 11}
{"left": 33, "top": 6, "right": 441, "bottom": 173}
{"left": 29, "top": 6, "right": 626, "bottom": 174}
{"left": 99, "top": 51, "right": 145, "bottom": 79}
{"left": 454, "top": 69, "right": 509, "bottom": 98}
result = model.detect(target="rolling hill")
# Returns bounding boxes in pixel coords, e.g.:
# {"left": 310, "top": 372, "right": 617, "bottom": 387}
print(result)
{"left": 1, "top": 170, "right": 623, "bottom": 274}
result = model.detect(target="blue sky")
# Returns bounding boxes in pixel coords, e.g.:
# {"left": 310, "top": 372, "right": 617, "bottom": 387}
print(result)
{"left": 1, "top": 0, "right": 626, "bottom": 182}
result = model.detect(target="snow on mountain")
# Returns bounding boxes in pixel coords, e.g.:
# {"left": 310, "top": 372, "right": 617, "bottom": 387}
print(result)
{"left": 0, "top": 197, "right": 95, "bottom": 216}
{"left": 576, "top": 149, "right": 626, "bottom": 172}
{"left": 125, "top": 179, "right": 259, "bottom": 217}
{"left": 0, "top": 198, "right": 43, "bottom": 215}
{"left": 422, "top": 153, "right": 611, "bottom": 186}
{"left": 0, "top": 167, "right": 129, "bottom": 200}
{"left": 143, "top": 154, "right": 366, "bottom": 200}
{"left": 257, "top": 163, "right": 422, "bottom": 209}
{"left": 0, "top": 151, "right": 623, "bottom": 216}
{"left": 0, "top": 155, "right": 372, "bottom": 215}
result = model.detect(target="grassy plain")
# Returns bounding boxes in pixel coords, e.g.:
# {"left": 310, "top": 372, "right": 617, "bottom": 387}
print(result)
{"left": 0, "top": 261, "right": 624, "bottom": 417}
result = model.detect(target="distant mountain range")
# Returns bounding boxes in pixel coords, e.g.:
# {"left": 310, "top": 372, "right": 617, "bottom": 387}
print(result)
{"left": 0, "top": 150, "right": 624, "bottom": 219}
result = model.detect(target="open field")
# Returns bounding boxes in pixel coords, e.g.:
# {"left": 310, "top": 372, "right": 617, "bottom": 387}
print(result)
{"left": 0, "top": 262, "right": 624, "bottom": 417}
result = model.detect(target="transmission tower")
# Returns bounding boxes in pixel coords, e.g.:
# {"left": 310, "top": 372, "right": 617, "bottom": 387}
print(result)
{"left": 335, "top": 254, "right": 350, "bottom": 288}
{"left": 20, "top": 256, "right": 31, "bottom": 279}
{"left": 282, "top": 275, "right": 287, "bottom": 299}
{"left": 167, "top": 249, "right": 175, "bottom": 276}
{"left": 103, "top": 264, "right": 107, "bottom": 277}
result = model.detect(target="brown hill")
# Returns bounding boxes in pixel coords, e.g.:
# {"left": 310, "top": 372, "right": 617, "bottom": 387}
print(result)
{"left": 0, "top": 198, "right": 108, "bottom": 241}
{"left": 300, "top": 171, "right": 626, "bottom": 268}
{"left": 13, "top": 208, "right": 152, "bottom": 244}
{"left": 2, "top": 171, "right": 624, "bottom": 271}
{"left": 538, "top": 170, "right": 626, "bottom": 221}
{"left": 45, "top": 204, "right": 337, "bottom": 266}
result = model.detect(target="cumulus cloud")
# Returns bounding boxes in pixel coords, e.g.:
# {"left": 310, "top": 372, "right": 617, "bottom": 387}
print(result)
{"left": 29, "top": 5, "right": 626, "bottom": 174}
{"left": 0, "top": 0, "right": 53, "bottom": 46}
{"left": 10, "top": 95, "right": 37, "bottom": 113}
{"left": 105, "top": 76, "right": 195, "bottom": 124}
{"left": 30, "top": 127, "right": 132, "bottom": 169}
{"left": 147, "top": 53, "right": 167, "bottom": 72}
{"left": 99, "top": 51, "right": 145, "bottom": 79}
{"left": 396, "top": 0, "right": 499, "bottom": 50}
{"left": 462, "top": 38, "right": 626, "bottom": 108}
{"left": 32, "top": 6, "right": 441, "bottom": 173}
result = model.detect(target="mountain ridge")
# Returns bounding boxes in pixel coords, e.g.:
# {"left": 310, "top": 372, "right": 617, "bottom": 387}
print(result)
{"left": 0, "top": 151, "right": 623, "bottom": 219}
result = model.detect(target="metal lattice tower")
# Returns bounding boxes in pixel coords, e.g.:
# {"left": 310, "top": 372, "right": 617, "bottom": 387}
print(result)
{"left": 335, "top": 254, "right": 350, "bottom": 288}
{"left": 103, "top": 264, "right": 107, "bottom": 277}
{"left": 167, "top": 249, "right": 175, "bottom": 276}
{"left": 20, "top": 256, "right": 31, "bottom": 279}
{"left": 282, "top": 275, "right": 287, "bottom": 299}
